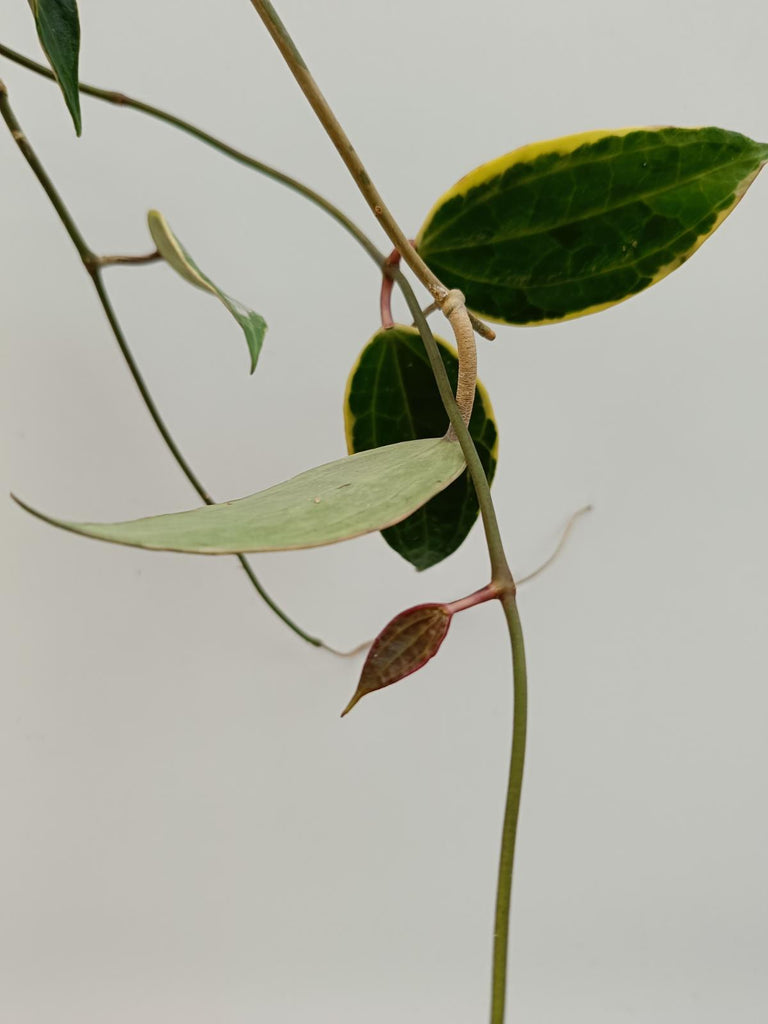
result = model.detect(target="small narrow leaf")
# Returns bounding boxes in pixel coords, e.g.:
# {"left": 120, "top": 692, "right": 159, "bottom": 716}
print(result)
{"left": 148, "top": 210, "right": 267, "bottom": 373}
{"left": 13, "top": 437, "right": 465, "bottom": 554}
{"left": 345, "top": 326, "right": 497, "bottom": 570}
{"left": 28, "top": 0, "right": 82, "bottom": 135}
{"left": 341, "top": 603, "right": 452, "bottom": 716}
{"left": 417, "top": 127, "right": 768, "bottom": 325}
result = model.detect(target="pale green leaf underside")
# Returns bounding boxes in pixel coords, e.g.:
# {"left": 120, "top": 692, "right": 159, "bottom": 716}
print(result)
{"left": 14, "top": 438, "right": 465, "bottom": 554}
{"left": 147, "top": 210, "right": 267, "bottom": 373}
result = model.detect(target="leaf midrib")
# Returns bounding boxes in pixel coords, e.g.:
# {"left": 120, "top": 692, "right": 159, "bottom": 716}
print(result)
{"left": 422, "top": 151, "right": 755, "bottom": 256}
{"left": 429, "top": 205, "right": 724, "bottom": 292}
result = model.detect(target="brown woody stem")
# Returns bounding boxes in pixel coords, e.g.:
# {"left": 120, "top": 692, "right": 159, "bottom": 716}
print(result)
{"left": 246, "top": 1, "right": 496, "bottom": 399}
{"left": 242, "top": 10, "right": 526, "bottom": 1024}
{"left": 97, "top": 250, "right": 162, "bottom": 267}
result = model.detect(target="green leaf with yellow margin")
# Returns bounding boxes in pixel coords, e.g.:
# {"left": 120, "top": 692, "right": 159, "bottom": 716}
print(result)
{"left": 148, "top": 210, "right": 267, "bottom": 373}
{"left": 12, "top": 437, "right": 465, "bottom": 554}
{"left": 344, "top": 326, "right": 498, "bottom": 570}
{"left": 416, "top": 127, "right": 768, "bottom": 325}
{"left": 28, "top": 0, "right": 82, "bottom": 135}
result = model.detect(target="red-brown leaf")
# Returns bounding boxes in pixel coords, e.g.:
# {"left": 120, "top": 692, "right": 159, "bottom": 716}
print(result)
{"left": 341, "top": 603, "right": 452, "bottom": 716}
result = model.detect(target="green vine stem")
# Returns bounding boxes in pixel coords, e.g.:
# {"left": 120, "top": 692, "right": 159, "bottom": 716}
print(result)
{"left": 245, "top": 2, "right": 493, "bottom": 433}
{"left": 0, "top": 79, "right": 329, "bottom": 652}
{"left": 2, "top": 34, "right": 528, "bottom": 1022}
{"left": 492, "top": 595, "right": 528, "bottom": 1024}
{"left": 0, "top": 42, "right": 489, "bottom": 348}
{"left": 1, "top": 38, "right": 501, "bottom": 575}
{"left": 234, "top": 5, "right": 496, "bottom": 343}
{"left": 0, "top": 43, "right": 387, "bottom": 270}
{"left": 396, "top": 275, "right": 527, "bottom": 1024}
{"left": 244, "top": 5, "right": 526, "bottom": 1021}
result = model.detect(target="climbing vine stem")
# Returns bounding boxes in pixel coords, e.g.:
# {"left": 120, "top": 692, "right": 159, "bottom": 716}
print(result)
{"left": 0, "top": 79, "right": 328, "bottom": 652}
{"left": 2, "top": 24, "right": 528, "bottom": 1019}
{"left": 244, "top": 6, "right": 527, "bottom": 1021}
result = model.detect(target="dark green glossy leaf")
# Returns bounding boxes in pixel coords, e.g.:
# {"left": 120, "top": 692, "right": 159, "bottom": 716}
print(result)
{"left": 341, "top": 603, "right": 452, "bottom": 716}
{"left": 417, "top": 127, "right": 768, "bottom": 325}
{"left": 13, "top": 437, "right": 465, "bottom": 554}
{"left": 148, "top": 210, "right": 267, "bottom": 373}
{"left": 344, "top": 326, "right": 497, "bottom": 570}
{"left": 28, "top": 0, "right": 81, "bottom": 135}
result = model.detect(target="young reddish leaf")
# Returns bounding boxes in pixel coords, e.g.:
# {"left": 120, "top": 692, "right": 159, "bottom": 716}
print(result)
{"left": 341, "top": 603, "right": 452, "bottom": 716}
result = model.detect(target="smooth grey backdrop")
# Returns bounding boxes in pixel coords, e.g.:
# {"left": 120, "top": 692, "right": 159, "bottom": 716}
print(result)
{"left": 2, "top": 1, "right": 767, "bottom": 1021}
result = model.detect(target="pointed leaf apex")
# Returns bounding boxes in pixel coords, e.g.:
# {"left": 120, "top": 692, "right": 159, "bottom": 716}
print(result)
{"left": 341, "top": 603, "right": 452, "bottom": 716}
{"left": 30, "top": 0, "right": 82, "bottom": 135}
{"left": 148, "top": 209, "right": 268, "bottom": 372}
{"left": 340, "top": 693, "right": 363, "bottom": 718}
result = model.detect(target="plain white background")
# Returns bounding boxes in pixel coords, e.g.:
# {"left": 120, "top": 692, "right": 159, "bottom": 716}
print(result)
{"left": 2, "top": 1, "right": 767, "bottom": 1021}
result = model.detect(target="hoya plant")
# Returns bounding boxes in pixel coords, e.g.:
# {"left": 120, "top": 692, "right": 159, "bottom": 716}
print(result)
{"left": 3, "top": 2, "right": 766, "bottom": 1021}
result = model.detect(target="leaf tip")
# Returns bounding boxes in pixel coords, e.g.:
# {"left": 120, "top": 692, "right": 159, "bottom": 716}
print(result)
{"left": 11, "top": 491, "right": 54, "bottom": 526}
{"left": 146, "top": 209, "right": 164, "bottom": 236}
{"left": 10, "top": 492, "right": 46, "bottom": 525}
{"left": 248, "top": 332, "right": 265, "bottom": 374}
{"left": 340, "top": 693, "right": 362, "bottom": 718}
{"left": 31, "top": 0, "right": 82, "bottom": 137}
